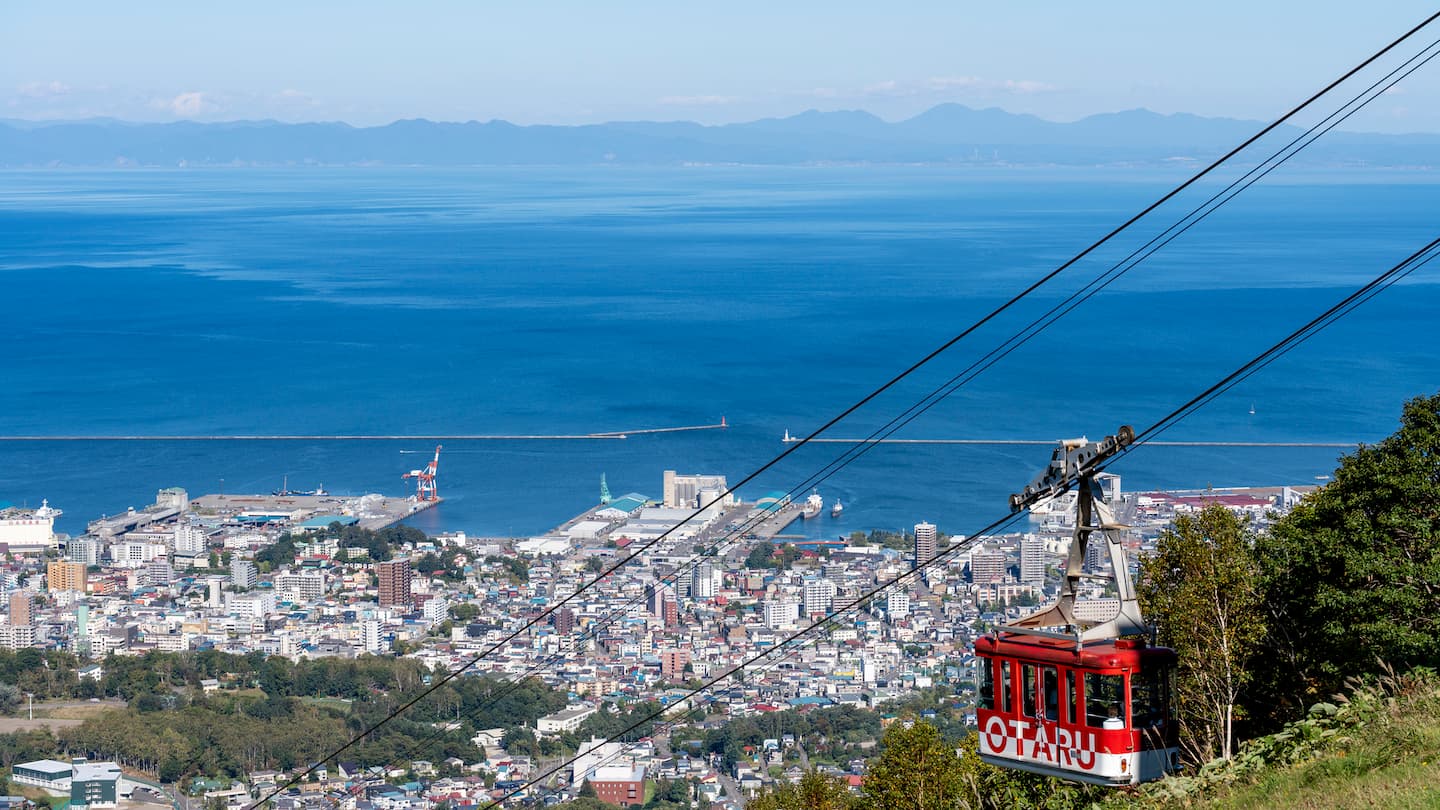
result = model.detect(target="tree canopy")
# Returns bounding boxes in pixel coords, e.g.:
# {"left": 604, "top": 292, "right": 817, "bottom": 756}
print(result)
{"left": 862, "top": 721, "right": 967, "bottom": 810}
{"left": 747, "top": 770, "right": 857, "bottom": 810}
{"left": 1253, "top": 392, "right": 1440, "bottom": 716}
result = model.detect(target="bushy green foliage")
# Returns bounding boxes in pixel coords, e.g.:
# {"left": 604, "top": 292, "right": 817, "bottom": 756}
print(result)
{"left": 862, "top": 722, "right": 974, "bottom": 810}
{"left": 1138, "top": 666, "right": 1440, "bottom": 806}
{"left": 0, "top": 650, "right": 566, "bottom": 781}
{"left": 1252, "top": 392, "right": 1440, "bottom": 721}
{"left": 60, "top": 695, "right": 350, "bottom": 778}
{"left": 700, "top": 704, "right": 882, "bottom": 769}
{"left": 747, "top": 770, "right": 858, "bottom": 810}
{"left": 551, "top": 798, "right": 618, "bottom": 810}
{"left": 485, "top": 554, "right": 530, "bottom": 583}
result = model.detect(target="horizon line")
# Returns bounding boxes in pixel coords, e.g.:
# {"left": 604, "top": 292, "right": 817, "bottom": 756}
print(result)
{"left": 4, "top": 102, "right": 1434, "bottom": 136}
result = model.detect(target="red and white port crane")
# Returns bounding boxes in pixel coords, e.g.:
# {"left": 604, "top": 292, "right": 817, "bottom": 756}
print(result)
{"left": 403, "top": 445, "right": 442, "bottom": 501}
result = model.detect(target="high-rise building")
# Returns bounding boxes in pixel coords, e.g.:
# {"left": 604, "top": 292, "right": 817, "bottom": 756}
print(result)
{"left": 67, "top": 538, "right": 101, "bottom": 566}
{"left": 969, "top": 547, "right": 1009, "bottom": 585}
{"left": 661, "top": 591, "right": 678, "bottom": 628}
{"left": 1020, "top": 535, "right": 1045, "bottom": 585}
{"left": 762, "top": 601, "right": 798, "bottom": 629}
{"left": 362, "top": 620, "right": 383, "bottom": 654}
{"left": 232, "top": 559, "right": 257, "bottom": 590}
{"left": 886, "top": 590, "right": 911, "bottom": 620}
{"left": 145, "top": 559, "right": 173, "bottom": 586}
{"left": 174, "top": 523, "right": 206, "bottom": 555}
{"left": 660, "top": 649, "right": 690, "bottom": 679}
{"left": 275, "top": 572, "right": 325, "bottom": 602}
{"left": 803, "top": 578, "right": 835, "bottom": 615}
{"left": 377, "top": 559, "right": 412, "bottom": 607}
{"left": 554, "top": 607, "right": 577, "bottom": 635}
{"left": 691, "top": 563, "right": 718, "bottom": 600}
{"left": 47, "top": 561, "right": 87, "bottom": 593}
{"left": 8, "top": 592, "right": 32, "bottom": 626}
{"left": 1084, "top": 537, "right": 1108, "bottom": 573}
{"left": 914, "top": 522, "right": 938, "bottom": 566}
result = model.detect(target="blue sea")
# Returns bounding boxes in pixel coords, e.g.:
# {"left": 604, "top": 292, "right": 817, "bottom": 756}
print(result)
{"left": 1, "top": 166, "right": 1437, "bottom": 539}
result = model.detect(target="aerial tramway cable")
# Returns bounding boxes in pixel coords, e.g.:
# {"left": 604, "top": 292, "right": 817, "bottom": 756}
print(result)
{"left": 482, "top": 234, "right": 1440, "bottom": 807}
{"left": 328, "top": 28, "right": 1440, "bottom": 789}
{"left": 249, "top": 11, "right": 1440, "bottom": 808}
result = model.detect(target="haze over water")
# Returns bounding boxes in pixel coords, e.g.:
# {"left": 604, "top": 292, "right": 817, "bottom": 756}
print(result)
{"left": 2, "top": 166, "right": 1436, "bottom": 539}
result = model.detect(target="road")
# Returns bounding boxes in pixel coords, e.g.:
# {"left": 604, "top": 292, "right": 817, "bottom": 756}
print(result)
{"left": 715, "top": 768, "right": 745, "bottom": 808}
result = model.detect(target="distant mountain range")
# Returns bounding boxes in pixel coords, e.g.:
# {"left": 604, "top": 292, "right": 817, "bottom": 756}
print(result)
{"left": 2, "top": 104, "right": 1437, "bottom": 168}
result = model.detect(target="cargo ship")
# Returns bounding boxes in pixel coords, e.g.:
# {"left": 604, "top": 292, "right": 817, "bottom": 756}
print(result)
{"left": 801, "top": 491, "right": 823, "bottom": 519}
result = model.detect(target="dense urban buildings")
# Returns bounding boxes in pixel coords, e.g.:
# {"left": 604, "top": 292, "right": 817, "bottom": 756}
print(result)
{"left": 0, "top": 475, "right": 1315, "bottom": 808}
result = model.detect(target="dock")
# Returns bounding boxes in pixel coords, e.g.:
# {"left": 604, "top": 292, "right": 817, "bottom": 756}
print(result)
{"left": 189, "top": 492, "right": 438, "bottom": 531}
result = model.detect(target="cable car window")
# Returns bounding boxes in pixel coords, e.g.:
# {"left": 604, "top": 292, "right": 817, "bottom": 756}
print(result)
{"left": 1085, "top": 672, "right": 1126, "bottom": 728}
{"left": 1025, "top": 660, "right": 1036, "bottom": 714}
{"left": 1042, "top": 666, "right": 1059, "bottom": 721}
{"left": 978, "top": 660, "right": 995, "bottom": 711}
{"left": 1066, "top": 669, "right": 1080, "bottom": 724}
{"left": 1000, "top": 660, "right": 1012, "bottom": 713}
{"left": 1131, "top": 667, "right": 1168, "bottom": 728}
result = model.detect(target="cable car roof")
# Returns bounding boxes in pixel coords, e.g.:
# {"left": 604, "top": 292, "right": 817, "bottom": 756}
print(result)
{"left": 976, "top": 632, "right": 1176, "bottom": 669}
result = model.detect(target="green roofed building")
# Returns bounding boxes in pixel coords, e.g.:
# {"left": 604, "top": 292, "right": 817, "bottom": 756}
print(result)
{"left": 756, "top": 491, "right": 792, "bottom": 513}
{"left": 297, "top": 515, "right": 359, "bottom": 531}
{"left": 597, "top": 493, "right": 649, "bottom": 517}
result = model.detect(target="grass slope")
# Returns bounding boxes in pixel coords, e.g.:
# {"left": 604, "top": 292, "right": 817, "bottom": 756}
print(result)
{"left": 1145, "top": 668, "right": 1440, "bottom": 810}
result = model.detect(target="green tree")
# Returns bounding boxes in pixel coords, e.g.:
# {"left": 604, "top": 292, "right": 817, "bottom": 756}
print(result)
{"left": 1138, "top": 504, "right": 1264, "bottom": 762}
{"left": 577, "top": 778, "right": 597, "bottom": 798}
{"left": 1253, "top": 392, "right": 1440, "bottom": 721}
{"left": 552, "top": 799, "right": 619, "bottom": 810}
{"left": 862, "top": 721, "right": 966, "bottom": 810}
{"left": 745, "top": 541, "right": 776, "bottom": 569}
{"left": 0, "top": 683, "right": 20, "bottom": 715}
{"left": 747, "top": 770, "right": 857, "bottom": 810}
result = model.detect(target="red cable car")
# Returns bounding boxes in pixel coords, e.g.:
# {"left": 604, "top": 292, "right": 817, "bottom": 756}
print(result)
{"left": 974, "top": 427, "right": 1179, "bottom": 786}
{"left": 975, "top": 634, "right": 1177, "bottom": 785}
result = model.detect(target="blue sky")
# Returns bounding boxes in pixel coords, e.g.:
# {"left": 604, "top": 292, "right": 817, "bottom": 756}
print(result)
{"left": 5, "top": 1, "right": 1440, "bottom": 131}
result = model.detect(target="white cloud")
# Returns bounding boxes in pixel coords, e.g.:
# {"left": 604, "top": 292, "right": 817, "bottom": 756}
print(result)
{"left": 925, "top": 76, "right": 983, "bottom": 91}
{"left": 17, "top": 80, "right": 71, "bottom": 99}
{"left": 276, "top": 88, "right": 314, "bottom": 103}
{"left": 658, "top": 94, "right": 739, "bottom": 106}
{"left": 998, "top": 79, "right": 1056, "bottom": 95}
{"left": 158, "top": 91, "right": 219, "bottom": 118}
{"left": 861, "top": 80, "right": 902, "bottom": 96}
{"left": 837, "top": 76, "right": 1058, "bottom": 100}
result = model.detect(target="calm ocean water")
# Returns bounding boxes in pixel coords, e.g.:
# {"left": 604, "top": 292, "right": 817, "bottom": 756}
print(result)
{"left": 1, "top": 166, "right": 1436, "bottom": 538}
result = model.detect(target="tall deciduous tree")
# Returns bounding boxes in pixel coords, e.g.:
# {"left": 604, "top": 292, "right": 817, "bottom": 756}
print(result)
{"left": 1138, "top": 504, "right": 1264, "bottom": 763}
{"left": 747, "top": 770, "right": 857, "bottom": 810}
{"left": 862, "top": 721, "right": 967, "bottom": 810}
{"left": 1254, "top": 392, "right": 1440, "bottom": 717}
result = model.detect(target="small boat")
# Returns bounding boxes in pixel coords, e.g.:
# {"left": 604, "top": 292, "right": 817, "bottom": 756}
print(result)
{"left": 1249, "top": 403, "right": 1256, "bottom": 415}
{"left": 831, "top": 500, "right": 844, "bottom": 518}
{"left": 801, "top": 491, "right": 823, "bottom": 519}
